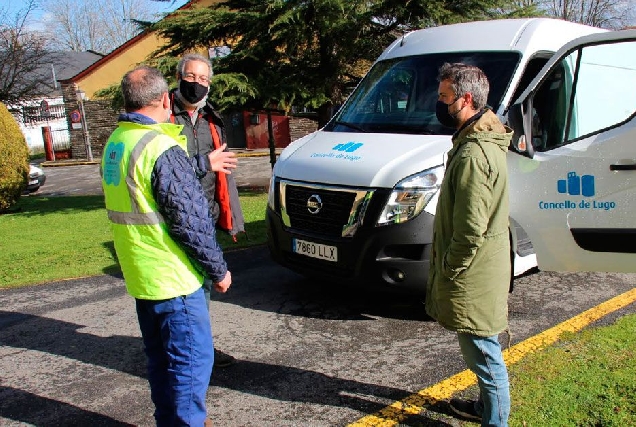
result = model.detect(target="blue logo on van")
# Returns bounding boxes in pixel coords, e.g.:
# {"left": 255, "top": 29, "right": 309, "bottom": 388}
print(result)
{"left": 539, "top": 171, "right": 614, "bottom": 211}
{"left": 332, "top": 142, "right": 363, "bottom": 153}
{"left": 557, "top": 171, "right": 595, "bottom": 197}
{"left": 310, "top": 141, "right": 363, "bottom": 162}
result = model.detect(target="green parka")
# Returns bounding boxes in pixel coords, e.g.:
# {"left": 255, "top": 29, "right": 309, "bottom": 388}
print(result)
{"left": 426, "top": 109, "right": 513, "bottom": 337}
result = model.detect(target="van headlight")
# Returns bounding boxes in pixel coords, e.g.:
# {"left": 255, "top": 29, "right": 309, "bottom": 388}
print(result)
{"left": 376, "top": 165, "right": 444, "bottom": 226}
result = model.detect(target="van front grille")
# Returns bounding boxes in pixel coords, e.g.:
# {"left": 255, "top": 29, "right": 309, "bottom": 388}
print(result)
{"left": 284, "top": 185, "right": 357, "bottom": 237}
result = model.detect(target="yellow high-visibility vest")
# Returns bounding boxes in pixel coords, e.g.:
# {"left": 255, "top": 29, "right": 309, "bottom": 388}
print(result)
{"left": 102, "top": 121, "right": 203, "bottom": 300}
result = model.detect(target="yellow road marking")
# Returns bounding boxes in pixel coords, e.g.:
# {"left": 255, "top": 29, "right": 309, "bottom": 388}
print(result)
{"left": 348, "top": 286, "right": 636, "bottom": 427}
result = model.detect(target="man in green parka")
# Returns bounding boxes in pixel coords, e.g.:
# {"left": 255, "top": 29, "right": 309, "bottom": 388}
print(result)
{"left": 426, "top": 63, "right": 513, "bottom": 427}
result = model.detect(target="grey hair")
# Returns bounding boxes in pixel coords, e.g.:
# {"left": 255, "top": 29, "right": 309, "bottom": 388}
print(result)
{"left": 121, "top": 66, "right": 169, "bottom": 112}
{"left": 437, "top": 63, "right": 489, "bottom": 110}
{"left": 177, "top": 53, "right": 213, "bottom": 78}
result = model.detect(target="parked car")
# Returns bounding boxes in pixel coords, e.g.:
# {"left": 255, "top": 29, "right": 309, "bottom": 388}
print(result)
{"left": 27, "top": 164, "right": 46, "bottom": 193}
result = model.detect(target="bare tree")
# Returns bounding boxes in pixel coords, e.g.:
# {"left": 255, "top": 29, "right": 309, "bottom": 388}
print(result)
{"left": 0, "top": 0, "right": 53, "bottom": 104}
{"left": 540, "top": 0, "right": 634, "bottom": 29}
{"left": 41, "top": 0, "right": 163, "bottom": 54}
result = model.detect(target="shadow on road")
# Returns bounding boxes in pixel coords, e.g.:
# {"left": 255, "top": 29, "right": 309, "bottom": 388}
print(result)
{"left": 212, "top": 360, "right": 458, "bottom": 426}
{"left": 0, "top": 310, "right": 147, "bottom": 379}
{"left": 0, "top": 386, "right": 135, "bottom": 427}
{"left": 0, "top": 309, "right": 442, "bottom": 425}
{"left": 223, "top": 247, "right": 435, "bottom": 322}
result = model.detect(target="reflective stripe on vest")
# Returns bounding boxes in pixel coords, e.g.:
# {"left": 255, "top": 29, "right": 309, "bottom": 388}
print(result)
{"left": 107, "top": 210, "right": 164, "bottom": 225}
{"left": 105, "top": 130, "right": 165, "bottom": 225}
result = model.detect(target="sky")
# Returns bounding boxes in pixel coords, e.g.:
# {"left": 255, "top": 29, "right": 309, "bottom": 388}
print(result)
{"left": 1, "top": 0, "right": 189, "bottom": 31}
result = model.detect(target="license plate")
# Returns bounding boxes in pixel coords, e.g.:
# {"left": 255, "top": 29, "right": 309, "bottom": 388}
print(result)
{"left": 29, "top": 179, "right": 38, "bottom": 185}
{"left": 293, "top": 238, "right": 338, "bottom": 262}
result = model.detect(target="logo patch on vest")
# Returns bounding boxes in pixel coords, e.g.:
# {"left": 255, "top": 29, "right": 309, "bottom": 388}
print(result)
{"left": 103, "top": 142, "right": 125, "bottom": 186}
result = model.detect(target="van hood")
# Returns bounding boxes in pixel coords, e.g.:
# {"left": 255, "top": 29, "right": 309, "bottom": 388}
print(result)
{"left": 274, "top": 131, "right": 452, "bottom": 188}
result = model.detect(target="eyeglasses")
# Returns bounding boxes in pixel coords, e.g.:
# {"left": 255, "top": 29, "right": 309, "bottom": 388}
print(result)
{"left": 182, "top": 72, "right": 210, "bottom": 84}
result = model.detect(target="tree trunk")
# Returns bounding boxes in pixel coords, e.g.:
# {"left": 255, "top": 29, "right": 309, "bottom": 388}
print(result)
{"left": 317, "top": 103, "right": 333, "bottom": 128}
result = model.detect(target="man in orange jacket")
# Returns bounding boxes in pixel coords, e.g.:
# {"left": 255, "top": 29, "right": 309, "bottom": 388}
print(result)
{"left": 170, "top": 53, "right": 246, "bottom": 369}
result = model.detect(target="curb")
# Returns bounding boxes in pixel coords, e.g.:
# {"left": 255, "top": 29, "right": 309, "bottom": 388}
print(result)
{"left": 41, "top": 161, "right": 100, "bottom": 167}
{"left": 236, "top": 184, "right": 269, "bottom": 193}
{"left": 40, "top": 149, "right": 280, "bottom": 167}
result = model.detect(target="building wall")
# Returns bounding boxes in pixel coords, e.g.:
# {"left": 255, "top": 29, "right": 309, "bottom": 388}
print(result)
{"left": 243, "top": 112, "right": 291, "bottom": 149}
{"left": 76, "top": 33, "right": 166, "bottom": 99}
{"left": 20, "top": 119, "right": 69, "bottom": 154}
{"left": 10, "top": 98, "right": 69, "bottom": 153}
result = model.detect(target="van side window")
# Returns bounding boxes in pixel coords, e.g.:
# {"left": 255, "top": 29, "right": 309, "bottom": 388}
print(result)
{"left": 569, "top": 41, "right": 636, "bottom": 138}
{"left": 531, "top": 40, "right": 636, "bottom": 151}
{"left": 530, "top": 60, "right": 574, "bottom": 151}
{"left": 510, "top": 56, "right": 549, "bottom": 105}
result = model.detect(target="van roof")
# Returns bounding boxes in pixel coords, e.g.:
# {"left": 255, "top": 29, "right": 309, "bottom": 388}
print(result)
{"left": 378, "top": 18, "right": 606, "bottom": 61}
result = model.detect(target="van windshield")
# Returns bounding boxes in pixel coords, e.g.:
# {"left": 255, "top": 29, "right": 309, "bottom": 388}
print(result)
{"left": 326, "top": 52, "right": 520, "bottom": 135}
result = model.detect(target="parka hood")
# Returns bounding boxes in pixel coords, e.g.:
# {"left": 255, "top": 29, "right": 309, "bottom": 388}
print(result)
{"left": 454, "top": 109, "right": 513, "bottom": 151}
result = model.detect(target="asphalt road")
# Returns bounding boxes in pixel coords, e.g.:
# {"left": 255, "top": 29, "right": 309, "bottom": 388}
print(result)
{"left": 2, "top": 247, "right": 636, "bottom": 426}
{"left": 5, "top": 158, "right": 636, "bottom": 426}
{"left": 31, "top": 152, "right": 274, "bottom": 197}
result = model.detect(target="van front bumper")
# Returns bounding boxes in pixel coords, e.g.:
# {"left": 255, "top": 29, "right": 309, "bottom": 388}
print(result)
{"left": 266, "top": 206, "right": 434, "bottom": 295}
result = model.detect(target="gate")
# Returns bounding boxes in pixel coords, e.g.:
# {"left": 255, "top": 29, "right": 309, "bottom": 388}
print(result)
{"left": 50, "top": 128, "right": 71, "bottom": 151}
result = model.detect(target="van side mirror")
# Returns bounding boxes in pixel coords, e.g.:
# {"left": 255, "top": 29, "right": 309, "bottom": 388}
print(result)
{"left": 508, "top": 101, "right": 535, "bottom": 159}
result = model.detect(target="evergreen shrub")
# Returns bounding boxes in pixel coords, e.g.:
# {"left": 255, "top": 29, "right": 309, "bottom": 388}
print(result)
{"left": 0, "top": 102, "right": 29, "bottom": 211}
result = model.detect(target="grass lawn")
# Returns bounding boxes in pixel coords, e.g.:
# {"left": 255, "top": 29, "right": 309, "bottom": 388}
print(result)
{"left": 440, "top": 314, "right": 636, "bottom": 426}
{"left": 508, "top": 313, "right": 636, "bottom": 426}
{"left": 0, "top": 191, "right": 268, "bottom": 288}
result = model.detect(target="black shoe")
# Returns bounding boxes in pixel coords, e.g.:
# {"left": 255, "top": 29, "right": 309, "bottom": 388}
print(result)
{"left": 213, "top": 349, "right": 236, "bottom": 368}
{"left": 449, "top": 398, "right": 482, "bottom": 421}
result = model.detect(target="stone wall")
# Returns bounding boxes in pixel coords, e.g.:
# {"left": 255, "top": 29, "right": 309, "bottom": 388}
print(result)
{"left": 81, "top": 100, "right": 119, "bottom": 160}
{"left": 289, "top": 114, "right": 319, "bottom": 142}
{"left": 61, "top": 82, "right": 119, "bottom": 161}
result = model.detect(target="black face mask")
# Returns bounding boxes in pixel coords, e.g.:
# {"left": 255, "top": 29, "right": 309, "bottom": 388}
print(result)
{"left": 179, "top": 79, "right": 209, "bottom": 105}
{"left": 436, "top": 98, "right": 462, "bottom": 129}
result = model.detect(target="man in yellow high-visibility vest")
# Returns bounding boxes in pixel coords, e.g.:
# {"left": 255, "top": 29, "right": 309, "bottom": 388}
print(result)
{"left": 101, "top": 65, "right": 235, "bottom": 427}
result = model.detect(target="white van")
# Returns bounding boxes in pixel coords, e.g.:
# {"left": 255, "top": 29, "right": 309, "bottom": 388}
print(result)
{"left": 265, "top": 18, "right": 617, "bottom": 294}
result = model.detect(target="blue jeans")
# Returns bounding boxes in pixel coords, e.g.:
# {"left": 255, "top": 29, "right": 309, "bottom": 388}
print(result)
{"left": 457, "top": 332, "right": 510, "bottom": 427}
{"left": 136, "top": 287, "right": 214, "bottom": 427}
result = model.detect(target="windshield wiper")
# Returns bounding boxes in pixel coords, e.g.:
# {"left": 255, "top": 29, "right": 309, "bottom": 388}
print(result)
{"left": 333, "top": 120, "right": 367, "bottom": 133}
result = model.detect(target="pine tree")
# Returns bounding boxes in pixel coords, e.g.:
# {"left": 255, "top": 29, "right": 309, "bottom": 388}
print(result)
{"left": 153, "top": 0, "right": 538, "bottom": 125}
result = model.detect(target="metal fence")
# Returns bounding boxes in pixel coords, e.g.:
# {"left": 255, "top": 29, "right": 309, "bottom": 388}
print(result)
{"left": 21, "top": 104, "right": 66, "bottom": 125}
